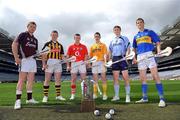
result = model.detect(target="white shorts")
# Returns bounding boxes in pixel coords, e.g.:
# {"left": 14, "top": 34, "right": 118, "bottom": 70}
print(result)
{"left": 71, "top": 61, "right": 86, "bottom": 74}
{"left": 137, "top": 51, "right": 157, "bottom": 70}
{"left": 92, "top": 61, "right": 106, "bottom": 74}
{"left": 45, "top": 59, "right": 62, "bottom": 73}
{"left": 19, "top": 58, "right": 37, "bottom": 72}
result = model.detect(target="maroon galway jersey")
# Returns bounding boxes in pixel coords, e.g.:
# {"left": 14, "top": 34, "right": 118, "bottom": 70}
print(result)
{"left": 15, "top": 31, "right": 38, "bottom": 58}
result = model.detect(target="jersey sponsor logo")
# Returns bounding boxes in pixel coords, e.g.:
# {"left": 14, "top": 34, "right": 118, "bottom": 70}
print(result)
{"left": 27, "top": 37, "right": 30, "bottom": 41}
{"left": 136, "top": 36, "right": 152, "bottom": 44}
{"left": 25, "top": 42, "right": 36, "bottom": 48}
{"left": 112, "top": 41, "right": 122, "bottom": 46}
{"left": 92, "top": 47, "right": 102, "bottom": 53}
{"left": 75, "top": 51, "right": 80, "bottom": 56}
{"left": 51, "top": 48, "right": 60, "bottom": 52}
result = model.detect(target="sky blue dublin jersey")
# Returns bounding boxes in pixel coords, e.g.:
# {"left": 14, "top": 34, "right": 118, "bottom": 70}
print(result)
{"left": 109, "top": 35, "right": 130, "bottom": 56}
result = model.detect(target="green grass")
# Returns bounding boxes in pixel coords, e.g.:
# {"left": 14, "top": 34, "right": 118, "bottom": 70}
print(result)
{"left": 0, "top": 80, "right": 180, "bottom": 120}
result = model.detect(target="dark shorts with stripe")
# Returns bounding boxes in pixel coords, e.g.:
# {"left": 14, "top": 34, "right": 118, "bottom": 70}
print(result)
{"left": 112, "top": 56, "right": 128, "bottom": 71}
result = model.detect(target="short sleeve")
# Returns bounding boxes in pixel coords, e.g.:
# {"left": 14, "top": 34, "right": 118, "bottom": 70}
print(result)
{"left": 132, "top": 36, "right": 137, "bottom": 48}
{"left": 36, "top": 39, "right": 38, "bottom": 50}
{"left": 90, "top": 46, "right": 93, "bottom": 57}
{"left": 125, "top": 37, "right": 130, "bottom": 49}
{"left": 109, "top": 41, "right": 113, "bottom": 52}
{"left": 42, "top": 42, "right": 48, "bottom": 50}
{"left": 104, "top": 44, "right": 108, "bottom": 54}
{"left": 84, "top": 45, "right": 88, "bottom": 55}
{"left": 149, "top": 30, "right": 160, "bottom": 43}
{"left": 67, "top": 46, "right": 72, "bottom": 56}
{"left": 60, "top": 44, "right": 64, "bottom": 55}
{"left": 14, "top": 32, "right": 25, "bottom": 44}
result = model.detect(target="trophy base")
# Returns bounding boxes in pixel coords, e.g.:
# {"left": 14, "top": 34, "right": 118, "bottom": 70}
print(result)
{"left": 80, "top": 99, "right": 95, "bottom": 112}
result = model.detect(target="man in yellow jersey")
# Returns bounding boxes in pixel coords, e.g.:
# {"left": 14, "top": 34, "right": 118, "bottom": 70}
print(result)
{"left": 90, "top": 32, "right": 108, "bottom": 100}
{"left": 41, "top": 30, "right": 66, "bottom": 103}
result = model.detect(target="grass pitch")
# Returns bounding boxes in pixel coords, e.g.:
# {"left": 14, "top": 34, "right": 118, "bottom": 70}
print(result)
{"left": 0, "top": 80, "right": 180, "bottom": 120}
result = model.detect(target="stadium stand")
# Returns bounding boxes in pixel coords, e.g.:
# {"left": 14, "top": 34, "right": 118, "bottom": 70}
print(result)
{"left": 0, "top": 16, "right": 180, "bottom": 82}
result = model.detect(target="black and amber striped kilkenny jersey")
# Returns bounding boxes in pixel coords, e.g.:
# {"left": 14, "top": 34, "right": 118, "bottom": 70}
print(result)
{"left": 42, "top": 40, "right": 64, "bottom": 59}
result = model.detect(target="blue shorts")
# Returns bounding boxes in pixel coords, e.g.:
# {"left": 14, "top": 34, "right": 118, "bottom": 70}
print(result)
{"left": 112, "top": 56, "right": 128, "bottom": 71}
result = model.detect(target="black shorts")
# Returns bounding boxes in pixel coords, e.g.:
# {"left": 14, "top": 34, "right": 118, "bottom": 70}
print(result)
{"left": 112, "top": 56, "right": 128, "bottom": 71}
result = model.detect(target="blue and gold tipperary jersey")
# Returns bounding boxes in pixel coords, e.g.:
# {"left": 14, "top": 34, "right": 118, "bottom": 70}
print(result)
{"left": 133, "top": 29, "right": 160, "bottom": 54}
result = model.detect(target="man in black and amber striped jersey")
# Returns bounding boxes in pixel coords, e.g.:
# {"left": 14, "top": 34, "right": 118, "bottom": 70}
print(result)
{"left": 41, "top": 30, "right": 66, "bottom": 103}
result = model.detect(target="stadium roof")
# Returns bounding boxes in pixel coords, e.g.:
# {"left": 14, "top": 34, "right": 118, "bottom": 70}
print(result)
{"left": 160, "top": 16, "right": 180, "bottom": 49}
{"left": 0, "top": 28, "right": 14, "bottom": 53}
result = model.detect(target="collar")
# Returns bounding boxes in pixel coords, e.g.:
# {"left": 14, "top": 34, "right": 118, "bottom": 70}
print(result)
{"left": 95, "top": 41, "right": 102, "bottom": 45}
{"left": 26, "top": 31, "right": 34, "bottom": 37}
{"left": 114, "top": 35, "right": 124, "bottom": 41}
{"left": 138, "top": 28, "right": 148, "bottom": 33}
{"left": 51, "top": 40, "right": 58, "bottom": 43}
{"left": 74, "top": 43, "right": 81, "bottom": 46}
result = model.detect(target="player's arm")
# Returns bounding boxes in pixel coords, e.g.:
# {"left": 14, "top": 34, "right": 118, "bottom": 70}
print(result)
{"left": 132, "top": 48, "right": 137, "bottom": 64}
{"left": 126, "top": 47, "right": 130, "bottom": 56}
{"left": 132, "top": 37, "right": 137, "bottom": 64}
{"left": 41, "top": 43, "right": 48, "bottom": 70}
{"left": 60, "top": 44, "right": 65, "bottom": 60}
{"left": 104, "top": 44, "right": 108, "bottom": 63}
{"left": 108, "top": 50, "right": 112, "bottom": 61}
{"left": 12, "top": 37, "right": 21, "bottom": 64}
{"left": 150, "top": 30, "right": 161, "bottom": 54}
{"left": 156, "top": 42, "right": 161, "bottom": 54}
{"left": 125, "top": 37, "right": 131, "bottom": 56}
{"left": 108, "top": 42, "right": 113, "bottom": 61}
{"left": 66, "top": 46, "right": 71, "bottom": 71}
{"left": 84, "top": 46, "right": 90, "bottom": 67}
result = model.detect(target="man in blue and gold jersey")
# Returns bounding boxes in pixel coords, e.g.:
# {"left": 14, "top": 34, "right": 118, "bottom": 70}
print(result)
{"left": 133, "top": 18, "right": 166, "bottom": 107}
{"left": 41, "top": 30, "right": 66, "bottom": 103}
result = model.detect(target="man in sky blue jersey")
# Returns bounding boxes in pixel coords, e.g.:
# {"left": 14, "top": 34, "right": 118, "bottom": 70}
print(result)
{"left": 133, "top": 18, "right": 166, "bottom": 107}
{"left": 109, "top": 25, "right": 131, "bottom": 103}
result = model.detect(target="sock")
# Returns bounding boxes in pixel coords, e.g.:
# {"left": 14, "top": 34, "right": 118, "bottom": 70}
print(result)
{"left": 114, "top": 84, "right": 119, "bottom": 97}
{"left": 71, "top": 84, "right": 76, "bottom": 95}
{"left": 125, "top": 85, "right": 130, "bottom": 95}
{"left": 102, "top": 83, "right": 107, "bottom": 96}
{"left": 27, "top": 90, "right": 32, "bottom": 100}
{"left": 43, "top": 85, "right": 49, "bottom": 97}
{"left": 156, "top": 83, "right": 164, "bottom": 100}
{"left": 55, "top": 85, "right": 61, "bottom": 97}
{"left": 142, "top": 84, "right": 148, "bottom": 100}
{"left": 93, "top": 84, "right": 98, "bottom": 96}
{"left": 16, "top": 90, "right": 22, "bottom": 100}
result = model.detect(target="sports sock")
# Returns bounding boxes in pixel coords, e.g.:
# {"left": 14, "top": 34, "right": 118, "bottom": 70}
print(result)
{"left": 114, "top": 84, "right": 119, "bottom": 97}
{"left": 156, "top": 83, "right": 164, "bottom": 100}
{"left": 16, "top": 90, "right": 22, "bottom": 100}
{"left": 27, "top": 90, "right": 32, "bottom": 100}
{"left": 93, "top": 84, "right": 98, "bottom": 96}
{"left": 71, "top": 84, "right": 76, "bottom": 95}
{"left": 55, "top": 85, "right": 61, "bottom": 97}
{"left": 43, "top": 85, "right": 49, "bottom": 97}
{"left": 102, "top": 83, "right": 107, "bottom": 96}
{"left": 142, "top": 84, "right": 148, "bottom": 100}
{"left": 125, "top": 85, "right": 130, "bottom": 95}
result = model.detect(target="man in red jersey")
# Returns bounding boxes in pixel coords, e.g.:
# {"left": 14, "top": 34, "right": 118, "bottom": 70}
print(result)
{"left": 67, "top": 33, "right": 88, "bottom": 100}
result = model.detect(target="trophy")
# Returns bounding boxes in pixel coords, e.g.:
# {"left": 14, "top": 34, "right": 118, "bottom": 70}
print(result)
{"left": 80, "top": 77, "right": 95, "bottom": 112}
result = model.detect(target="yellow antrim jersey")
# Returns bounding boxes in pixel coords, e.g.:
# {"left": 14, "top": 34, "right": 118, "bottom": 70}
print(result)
{"left": 90, "top": 42, "right": 108, "bottom": 61}
{"left": 42, "top": 40, "right": 64, "bottom": 59}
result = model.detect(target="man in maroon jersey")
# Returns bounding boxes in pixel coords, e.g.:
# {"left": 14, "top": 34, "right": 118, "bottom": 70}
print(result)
{"left": 12, "top": 21, "right": 39, "bottom": 110}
